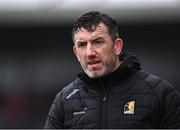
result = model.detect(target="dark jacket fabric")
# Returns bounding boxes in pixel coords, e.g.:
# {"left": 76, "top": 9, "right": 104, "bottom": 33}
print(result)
{"left": 44, "top": 52, "right": 180, "bottom": 129}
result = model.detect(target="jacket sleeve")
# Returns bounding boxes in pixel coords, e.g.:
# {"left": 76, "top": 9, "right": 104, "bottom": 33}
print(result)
{"left": 156, "top": 80, "right": 180, "bottom": 128}
{"left": 44, "top": 91, "right": 64, "bottom": 129}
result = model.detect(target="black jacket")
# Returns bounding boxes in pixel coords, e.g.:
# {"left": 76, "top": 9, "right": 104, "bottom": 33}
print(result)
{"left": 44, "top": 52, "right": 180, "bottom": 128}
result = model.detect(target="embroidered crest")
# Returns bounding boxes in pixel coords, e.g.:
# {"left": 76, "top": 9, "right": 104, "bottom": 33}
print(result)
{"left": 124, "top": 101, "right": 135, "bottom": 114}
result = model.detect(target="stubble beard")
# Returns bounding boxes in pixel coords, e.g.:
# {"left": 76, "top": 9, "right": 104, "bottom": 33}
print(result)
{"left": 82, "top": 56, "right": 117, "bottom": 78}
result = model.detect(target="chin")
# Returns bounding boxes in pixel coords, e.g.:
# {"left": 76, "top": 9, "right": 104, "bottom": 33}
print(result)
{"left": 86, "top": 71, "right": 105, "bottom": 78}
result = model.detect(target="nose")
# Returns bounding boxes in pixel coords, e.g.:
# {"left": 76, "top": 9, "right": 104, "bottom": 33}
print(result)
{"left": 86, "top": 43, "right": 95, "bottom": 57}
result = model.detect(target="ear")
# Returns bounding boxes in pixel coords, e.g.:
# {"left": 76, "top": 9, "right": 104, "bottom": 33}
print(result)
{"left": 73, "top": 45, "right": 80, "bottom": 62}
{"left": 114, "top": 38, "right": 123, "bottom": 55}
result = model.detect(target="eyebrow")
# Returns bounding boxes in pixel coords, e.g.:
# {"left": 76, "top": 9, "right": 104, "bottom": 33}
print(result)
{"left": 92, "top": 37, "right": 105, "bottom": 44}
{"left": 91, "top": 36, "right": 104, "bottom": 42}
{"left": 76, "top": 41, "right": 87, "bottom": 47}
{"left": 77, "top": 41, "right": 86, "bottom": 44}
{"left": 76, "top": 36, "right": 104, "bottom": 45}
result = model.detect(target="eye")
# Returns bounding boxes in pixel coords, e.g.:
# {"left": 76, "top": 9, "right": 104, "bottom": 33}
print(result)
{"left": 95, "top": 40, "right": 102, "bottom": 44}
{"left": 93, "top": 37, "right": 104, "bottom": 46}
{"left": 77, "top": 42, "right": 87, "bottom": 48}
{"left": 94, "top": 39, "right": 104, "bottom": 46}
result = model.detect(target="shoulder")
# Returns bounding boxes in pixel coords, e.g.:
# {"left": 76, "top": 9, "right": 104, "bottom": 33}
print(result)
{"left": 134, "top": 69, "right": 180, "bottom": 101}
{"left": 133, "top": 70, "right": 180, "bottom": 128}
{"left": 135, "top": 69, "right": 162, "bottom": 87}
{"left": 135, "top": 69, "right": 175, "bottom": 91}
{"left": 55, "top": 78, "right": 84, "bottom": 100}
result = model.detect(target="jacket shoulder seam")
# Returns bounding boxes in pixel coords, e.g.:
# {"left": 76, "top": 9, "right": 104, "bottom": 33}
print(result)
{"left": 136, "top": 72, "right": 162, "bottom": 90}
{"left": 135, "top": 72, "right": 162, "bottom": 105}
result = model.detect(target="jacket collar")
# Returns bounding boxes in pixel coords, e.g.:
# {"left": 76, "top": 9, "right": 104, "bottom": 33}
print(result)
{"left": 77, "top": 52, "right": 141, "bottom": 91}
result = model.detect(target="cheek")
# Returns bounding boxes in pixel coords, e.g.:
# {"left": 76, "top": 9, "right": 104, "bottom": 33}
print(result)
{"left": 103, "top": 50, "right": 116, "bottom": 63}
{"left": 76, "top": 52, "right": 85, "bottom": 62}
{"left": 102, "top": 47, "right": 115, "bottom": 58}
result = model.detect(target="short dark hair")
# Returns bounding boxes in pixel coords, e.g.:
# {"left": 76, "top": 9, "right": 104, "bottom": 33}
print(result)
{"left": 72, "top": 11, "right": 119, "bottom": 43}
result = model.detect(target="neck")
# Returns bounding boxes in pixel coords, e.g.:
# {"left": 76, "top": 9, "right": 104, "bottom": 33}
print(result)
{"left": 112, "top": 58, "right": 123, "bottom": 73}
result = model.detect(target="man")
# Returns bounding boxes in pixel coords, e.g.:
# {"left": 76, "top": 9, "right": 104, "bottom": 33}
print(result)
{"left": 44, "top": 11, "right": 180, "bottom": 128}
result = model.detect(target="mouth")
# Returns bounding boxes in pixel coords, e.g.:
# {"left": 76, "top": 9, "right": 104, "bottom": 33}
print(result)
{"left": 88, "top": 60, "right": 101, "bottom": 65}
{"left": 87, "top": 60, "right": 102, "bottom": 70}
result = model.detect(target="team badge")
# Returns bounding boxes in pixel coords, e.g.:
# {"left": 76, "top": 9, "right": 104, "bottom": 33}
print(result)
{"left": 124, "top": 101, "right": 135, "bottom": 114}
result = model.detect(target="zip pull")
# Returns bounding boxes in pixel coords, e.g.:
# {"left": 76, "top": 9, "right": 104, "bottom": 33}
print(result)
{"left": 102, "top": 96, "right": 107, "bottom": 102}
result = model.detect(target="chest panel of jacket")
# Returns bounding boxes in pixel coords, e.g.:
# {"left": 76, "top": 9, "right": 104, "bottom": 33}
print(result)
{"left": 62, "top": 78, "right": 160, "bottom": 128}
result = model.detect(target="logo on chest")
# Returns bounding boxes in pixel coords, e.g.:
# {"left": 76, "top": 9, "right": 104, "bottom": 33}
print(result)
{"left": 66, "top": 89, "right": 79, "bottom": 99}
{"left": 73, "top": 107, "right": 88, "bottom": 116}
{"left": 124, "top": 101, "right": 135, "bottom": 114}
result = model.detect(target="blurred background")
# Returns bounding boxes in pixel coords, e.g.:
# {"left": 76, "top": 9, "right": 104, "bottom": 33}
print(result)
{"left": 0, "top": 0, "right": 180, "bottom": 128}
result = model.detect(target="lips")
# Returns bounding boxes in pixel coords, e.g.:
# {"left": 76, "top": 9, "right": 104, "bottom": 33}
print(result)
{"left": 87, "top": 60, "right": 102, "bottom": 70}
{"left": 88, "top": 60, "right": 101, "bottom": 65}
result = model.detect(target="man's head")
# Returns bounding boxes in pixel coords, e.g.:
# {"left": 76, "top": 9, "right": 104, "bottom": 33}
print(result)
{"left": 72, "top": 11, "right": 123, "bottom": 78}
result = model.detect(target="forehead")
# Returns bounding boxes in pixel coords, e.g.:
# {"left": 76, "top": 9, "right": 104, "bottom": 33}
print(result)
{"left": 74, "top": 23, "right": 109, "bottom": 42}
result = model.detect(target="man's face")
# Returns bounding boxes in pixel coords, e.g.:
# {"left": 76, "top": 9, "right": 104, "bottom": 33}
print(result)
{"left": 73, "top": 23, "right": 123, "bottom": 78}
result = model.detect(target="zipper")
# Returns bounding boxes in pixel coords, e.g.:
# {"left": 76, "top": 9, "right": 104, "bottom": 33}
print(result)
{"left": 100, "top": 91, "right": 108, "bottom": 128}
